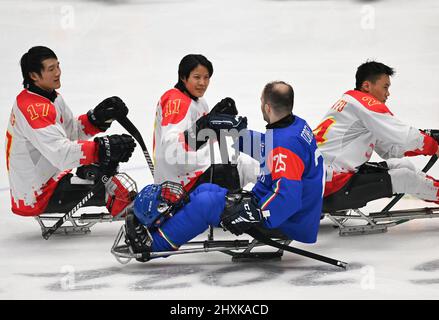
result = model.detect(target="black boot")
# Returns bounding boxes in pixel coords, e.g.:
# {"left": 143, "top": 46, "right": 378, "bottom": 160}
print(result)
{"left": 124, "top": 213, "right": 153, "bottom": 262}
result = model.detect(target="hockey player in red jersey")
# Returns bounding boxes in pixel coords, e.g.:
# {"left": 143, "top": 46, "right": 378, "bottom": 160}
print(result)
{"left": 5, "top": 46, "right": 136, "bottom": 218}
{"left": 314, "top": 61, "right": 439, "bottom": 211}
{"left": 153, "top": 54, "right": 259, "bottom": 192}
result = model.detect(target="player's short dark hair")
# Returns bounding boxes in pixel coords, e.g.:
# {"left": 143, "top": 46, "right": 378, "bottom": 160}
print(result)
{"left": 355, "top": 61, "right": 395, "bottom": 90}
{"left": 177, "top": 54, "right": 213, "bottom": 82}
{"left": 262, "top": 81, "right": 294, "bottom": 114}
{"left": 20, "top": 46, "right": 57, "bottom": 88}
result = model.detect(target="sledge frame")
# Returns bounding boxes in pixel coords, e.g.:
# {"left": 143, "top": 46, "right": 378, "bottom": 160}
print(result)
{"left": 325, "top": 206, "right": 439, "bottom": 236}
{"left": 110, "top": 225, "right": 291, "bottom": 264}
{"left": 35, "top": 211, "right": 125, "bottom": 237}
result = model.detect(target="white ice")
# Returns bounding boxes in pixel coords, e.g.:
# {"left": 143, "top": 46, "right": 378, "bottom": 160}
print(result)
{"left": 0, "top": 0, "right": 439, "bottom": 300}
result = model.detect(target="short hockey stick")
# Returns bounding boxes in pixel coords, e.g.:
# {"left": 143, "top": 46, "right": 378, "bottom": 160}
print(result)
{"left": 382, "top": 154, "right": 438, "bottom": 212}
{"left": 247, "top": 228, "right": 348, "bottom": 269}
{"left": 117, "top": 116, "right": 155, "bottom": 178}
{"left": 42, "top": 174, "right": 109, "bottom": 240}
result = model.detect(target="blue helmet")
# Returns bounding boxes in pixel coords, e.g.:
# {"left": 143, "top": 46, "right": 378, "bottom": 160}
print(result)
{"left": 133, "top": 181, "right": 188, "bottom": 228}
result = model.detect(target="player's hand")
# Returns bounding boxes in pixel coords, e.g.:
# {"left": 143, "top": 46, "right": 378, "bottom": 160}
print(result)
{"left": 88, "top": 96, "right": 129, "bottom": 131}
{"left": 220, "top": 194, "right": 262, "bottom": 236}
{"left": 211, "top": 97, "right": 238, "bottom": 115}
{"left": 95, "top": 134, "right": 136, "bottom": 167}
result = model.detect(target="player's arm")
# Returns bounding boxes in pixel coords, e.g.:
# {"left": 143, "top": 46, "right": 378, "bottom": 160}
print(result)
{"left": 354, "top": 102, "right": 438, "bottom": 158}
{"left": 61, "top": 96, "right": 128, "bottom": 140}
{"left": 17, "top": 103, "right": 135, "bottom": 173}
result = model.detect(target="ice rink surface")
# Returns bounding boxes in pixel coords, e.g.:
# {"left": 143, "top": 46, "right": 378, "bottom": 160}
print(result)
{"left": 0, "top": 0, "right": 439, "bottom": 300}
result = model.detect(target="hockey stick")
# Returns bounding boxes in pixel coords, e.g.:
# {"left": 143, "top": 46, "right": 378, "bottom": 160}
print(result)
{"left": 246, "top": 228, "right": 348, "bottom": 269}
{"left": 42, "top": 174, "right": 109, "bottom": 240}
{"left": 117, "top": 116, "right": 155, "bottom": 178}
{"left": 381, "top": 154, "right": 438, "bottom": 212}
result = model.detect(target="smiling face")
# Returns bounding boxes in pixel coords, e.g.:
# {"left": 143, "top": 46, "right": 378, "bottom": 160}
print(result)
{"left": 182, "top": 64, "right": 210, "bottom": 98}
{"left": 30, "top": 58, "right": 61, "bottom": 91}
{"left": 361, "top": 74, "right": 391, "bottom": 104}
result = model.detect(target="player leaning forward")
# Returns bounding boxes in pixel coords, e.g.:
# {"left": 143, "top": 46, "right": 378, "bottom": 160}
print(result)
{"left": 314, "top": 61, "right": 439, "bottom": 211}
{"left": 5, "top": 46, "right": 136, "bottom": 218}
{"left": 121, "top": 81, "right": 325, "bottom": 261}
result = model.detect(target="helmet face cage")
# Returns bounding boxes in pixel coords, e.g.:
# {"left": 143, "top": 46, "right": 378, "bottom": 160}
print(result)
{"left": 105, "top": 173, "right": 138, "bottom": 203}
{"left": 159, "top": 181, "right": 188, "bottom": 212}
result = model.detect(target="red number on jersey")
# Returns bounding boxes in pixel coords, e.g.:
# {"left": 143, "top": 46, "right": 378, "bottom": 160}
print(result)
{"left": 313, "top": 117, "right": 335, "bottom": 146}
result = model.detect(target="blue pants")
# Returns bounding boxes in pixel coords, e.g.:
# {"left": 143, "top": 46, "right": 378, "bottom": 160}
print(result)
{"left": 150, "top": 183, "right": 228, "bottom": 252}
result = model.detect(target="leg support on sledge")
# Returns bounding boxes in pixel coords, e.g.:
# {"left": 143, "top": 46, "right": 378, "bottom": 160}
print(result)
{"left": 110, "top": 225, "right": 260, "bottom": 264}
{"left": 325, "top": 207, "right": 439, "bottom": 236}
{"left": 36, "top": 211, "right": 125, "bottom": 237}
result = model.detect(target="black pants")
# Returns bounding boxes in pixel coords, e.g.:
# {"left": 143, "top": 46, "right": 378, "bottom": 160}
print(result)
{"left": 189, "top": 163, "right": 241, "bottom": 193}
{"left": 44, "top": 173, "right": 106, "bottom": 213}
{"left": 323, "top": 162, "right": 394, "bottom": 212}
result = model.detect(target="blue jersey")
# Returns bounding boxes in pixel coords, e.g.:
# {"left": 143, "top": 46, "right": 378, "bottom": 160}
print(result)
{"left": 238, "top": 114, "right": 324, "bottom": 243}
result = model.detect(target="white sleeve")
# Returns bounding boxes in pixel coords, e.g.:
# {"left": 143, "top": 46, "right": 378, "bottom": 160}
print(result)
{"left": 58, "top": 97, "right": 98, "bottom": 140}
{"left": 354, "top": 105, "right": 424, "bottom": 158}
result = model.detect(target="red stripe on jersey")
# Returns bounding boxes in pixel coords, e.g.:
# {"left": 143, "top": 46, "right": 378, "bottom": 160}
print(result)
{"left": 268, "top": 147, "right": 305, "bottom": 181}
{"left": 6, "top": 131, "right": 12, "bottom": 171}
{"left": 16, "top": 90, "right": 57, "bottom": 129}
{"left": 78, "top": 140, "right": 98, "bottom": 165}
{"left": 346, "top": 90, "right": 394, "bottom": 116}
{"left": 324, "top": 172, "right": 354, "bottom": 197}
{"left": 78, "top": 114, "right": 102, "bottom": 135}
{"left": 160, "top": 89, "right": 191, "bottom": 126}
{"left": 404, "top": 133, "right": 438, "bottom": 156}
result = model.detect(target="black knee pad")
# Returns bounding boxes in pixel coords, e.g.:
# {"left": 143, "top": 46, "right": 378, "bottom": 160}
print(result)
{"left": 323, "top": 171, "right": 393, "bottom": 212}
{"left": 44, "top": 173, "right": 106, "bottom": 213}
{"left": 189, "top": 164, "right": 241, "bottom": 193}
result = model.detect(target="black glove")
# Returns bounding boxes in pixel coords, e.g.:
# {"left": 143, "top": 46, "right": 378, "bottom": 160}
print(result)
{"left": 423, "top": 129, "right": 439, "bottom": 143}
{"left": 208, "top": 113, "right": 247, "bottom": 132}
{"left": 184, "top": 113, "right": 247, "bottom": 151}
{"left": 211, "top": 97, "right": 238, "bottom": 115}
{"left": 87, "top": 96, "right": 129, "bottom": 131}
{"left": 95, "top": 134, "right": 136, "bottom": 171}
{"left": 220, "top": 193, "right": 263, "bottom": 236}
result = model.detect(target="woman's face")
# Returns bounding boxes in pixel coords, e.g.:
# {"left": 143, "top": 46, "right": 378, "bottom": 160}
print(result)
{"left": 182, "top": 64, "right": 210, "bottom": 98}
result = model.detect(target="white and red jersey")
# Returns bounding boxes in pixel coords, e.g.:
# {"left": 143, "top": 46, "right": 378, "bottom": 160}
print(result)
{"left": 5, "top": 88, "right": 101, "bottom": 216}
{"left": 153, "top": 88, "right": 223, "bottom": 191}
{"left": 314, "top": 90, "right": 438, "bottom": 196}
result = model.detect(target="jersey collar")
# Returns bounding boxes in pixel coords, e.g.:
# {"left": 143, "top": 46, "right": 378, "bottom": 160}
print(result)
{"left": 27, "top": 84, "right": 57, "bottom": 102}
{"left": 266, "top": 114, "right": 295, "bottom": 129}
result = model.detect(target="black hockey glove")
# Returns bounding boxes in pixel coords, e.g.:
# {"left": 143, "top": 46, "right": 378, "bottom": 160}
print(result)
{"left": 220, "top": 192, "right": 263, "bottom": 236}
{"left": 184, "top": 113, "right": 247, "bottom": 151}
{"left": 208, "top": 113, "right": 247, "bottom": 132}
{"left": 95, "top": 134, "right": 136, "bottom": 174}
{"left": 211, "top": 97, "right": 238, "bottom": 115}
{"left": 423, "top": 129, "right": 439, "bottom": 143}
{"left": 88, "top": 96, "right": 129, "bottom": 131}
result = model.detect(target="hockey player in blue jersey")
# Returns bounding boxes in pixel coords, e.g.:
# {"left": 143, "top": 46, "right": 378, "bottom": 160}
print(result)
{"left": 123, "top": 81, "right": 325, "bottom": 261}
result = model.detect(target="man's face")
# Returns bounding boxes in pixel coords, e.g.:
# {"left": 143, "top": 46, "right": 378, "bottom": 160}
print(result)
{"left": 182, "top": 64, "right": 210, "bottom": 98}
{"left": 31, "top": 58, "right": 61, "bottom": 91}
{"left": 362, "top": 74, "right": 391, "bottom": 104}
